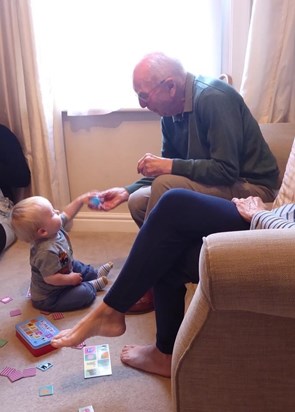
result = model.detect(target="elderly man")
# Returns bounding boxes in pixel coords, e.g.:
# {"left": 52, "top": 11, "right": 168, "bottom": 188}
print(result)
{"left": 97, "top": 52, "right": 279, "bottom": 313}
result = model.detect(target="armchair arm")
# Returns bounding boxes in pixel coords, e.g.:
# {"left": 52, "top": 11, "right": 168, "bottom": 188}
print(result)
{"left": 172, "top": 229, "right": 295, "bottom": 412}
{"left": 200, "top": 229, "right": 295, "bottom": 319}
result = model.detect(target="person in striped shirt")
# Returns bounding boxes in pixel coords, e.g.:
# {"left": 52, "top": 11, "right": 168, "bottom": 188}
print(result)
{"left": 52, "top": 188, "right": 293, "bottom": 378}
{"left": 233, "top": 195, "right": 295, "bottom": 229}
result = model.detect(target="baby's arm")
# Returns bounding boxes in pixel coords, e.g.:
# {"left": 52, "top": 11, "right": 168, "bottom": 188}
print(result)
{"left": 44, "top": 272, "right": 82, "bottom": 286}
{"left": 62, "top": 192, "right": 96, "bottom": 222}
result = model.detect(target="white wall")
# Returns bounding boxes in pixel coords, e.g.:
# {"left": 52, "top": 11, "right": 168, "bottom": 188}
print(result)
{"left": 63, "top": 111, "right": 161, "bottom": 232}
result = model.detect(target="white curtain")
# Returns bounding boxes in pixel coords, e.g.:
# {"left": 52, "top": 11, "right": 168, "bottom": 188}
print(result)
{"left": 240, "top": 0, "right": 295, "bottom": 123}
{"left": 0, "top": 0, "right": 70, "bottom": 208}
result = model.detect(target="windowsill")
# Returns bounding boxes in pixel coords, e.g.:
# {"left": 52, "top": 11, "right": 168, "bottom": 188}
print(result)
{"left": 63, "top": 107, "right": 154, "bottom": 116}
{"left": 62, "top": 109, "right": 160, "bottom": 121}
{"left": 62, "top": 109, "right": 161, "bottom": 131}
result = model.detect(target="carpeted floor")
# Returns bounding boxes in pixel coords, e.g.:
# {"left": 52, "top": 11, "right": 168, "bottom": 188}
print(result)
{"left": 0, "top": 232, "right": 172, "bottom": 412}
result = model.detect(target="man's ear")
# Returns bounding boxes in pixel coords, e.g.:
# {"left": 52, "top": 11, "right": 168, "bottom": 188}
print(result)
{"left": 166, "top": 78, "right": 176, "bottom": 96}
{"left": 37, "top": 227, "right": 48, "bottom": 238}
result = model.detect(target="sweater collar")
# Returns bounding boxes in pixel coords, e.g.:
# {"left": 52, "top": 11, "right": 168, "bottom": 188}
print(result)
{"left": 172, "top": 72, "right": 194, "bottom": 122}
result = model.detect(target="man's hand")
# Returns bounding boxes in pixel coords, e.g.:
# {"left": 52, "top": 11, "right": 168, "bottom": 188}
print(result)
{"left": 137, "top": 153, "right": 173, "bottom": 177}
{"left": 96, "top": 187, "right": 129, "bottom": 211}
{"left": 232, "top": 196, "right": 267, "bottom": 222}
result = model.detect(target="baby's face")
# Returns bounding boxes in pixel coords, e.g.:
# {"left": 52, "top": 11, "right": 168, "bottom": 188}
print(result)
{"left": 40, "top": 199, "right": 62, "bottom": 238}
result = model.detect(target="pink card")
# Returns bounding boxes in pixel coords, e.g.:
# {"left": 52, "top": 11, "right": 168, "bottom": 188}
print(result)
{"left": 7, "top": 369, "right": 23, "bottom": 382}
{"left": 22, "top": 367, "right": 37, "bottom": 378}
{"left": 0, "top": 366, "right": 16, "bottom": 377}
{"left": 1, "top": 296, "right": 12, "bottom": 304}
{"left": 10, "top": 308, "right": 22, "bottom": 317}
{"left": 52, "top": 312, "right": 64, "bottom": 320}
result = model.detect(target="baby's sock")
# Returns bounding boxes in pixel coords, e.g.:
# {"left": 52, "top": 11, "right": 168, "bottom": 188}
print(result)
{"left": 89, "top": 276, "right": 108, "bottom": 292}
{"left": 97, "top": 261, "right": 113, "bottom": 278}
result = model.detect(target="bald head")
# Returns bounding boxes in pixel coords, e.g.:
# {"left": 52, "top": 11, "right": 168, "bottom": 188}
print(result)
{"left": 133, "top": 52, "right": 186, "bottom": 90}
{"left": 132, "top": 52, "right": 187, "bottom": 116}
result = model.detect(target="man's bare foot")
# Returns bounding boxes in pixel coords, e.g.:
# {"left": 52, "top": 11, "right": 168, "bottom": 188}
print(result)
{"left": 120, "top": 344, "right": 171, "bottom": 378}
{"left": 51, "top": 302, "right": 126, "bottom": 348}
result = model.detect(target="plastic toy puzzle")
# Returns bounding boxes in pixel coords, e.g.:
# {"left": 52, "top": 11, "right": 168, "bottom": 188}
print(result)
{"left": 15, "top": 316, "right": 60, "bottom": 357}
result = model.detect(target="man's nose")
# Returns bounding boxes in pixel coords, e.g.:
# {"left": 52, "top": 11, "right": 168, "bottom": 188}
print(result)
{"left": 138, "top": 98, "right": 147, "bottom": 108}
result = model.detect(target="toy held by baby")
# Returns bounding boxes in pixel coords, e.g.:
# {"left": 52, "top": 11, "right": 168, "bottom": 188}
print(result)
{"left": 89, "top": 195, "right": 102, "bottom": 209}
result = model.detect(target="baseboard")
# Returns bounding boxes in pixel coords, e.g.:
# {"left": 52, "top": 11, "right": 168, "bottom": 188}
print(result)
{"left": 72, "top": 211, "right": 138, "bottom": 233}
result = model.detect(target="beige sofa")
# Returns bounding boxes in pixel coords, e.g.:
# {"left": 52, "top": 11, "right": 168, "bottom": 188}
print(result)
{"left": 172, "top": 123, "right": 295, "bottom": 412}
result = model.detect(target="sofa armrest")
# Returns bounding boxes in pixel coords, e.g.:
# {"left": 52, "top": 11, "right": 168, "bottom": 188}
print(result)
{"left": 200, "top": 229, "right": 295, "bottom": 319}
{"left": 172, "top": 228, "right": 295, "bottom": 412}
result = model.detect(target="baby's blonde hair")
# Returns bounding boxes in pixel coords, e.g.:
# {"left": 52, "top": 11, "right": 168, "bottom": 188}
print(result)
{"left": 11, "top": 196, "right": 51, "bottom": 243}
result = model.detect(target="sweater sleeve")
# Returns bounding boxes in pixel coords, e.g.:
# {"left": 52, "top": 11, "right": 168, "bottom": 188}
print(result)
{"left": 250, "top": 204, "right": 295, "bottom": 230}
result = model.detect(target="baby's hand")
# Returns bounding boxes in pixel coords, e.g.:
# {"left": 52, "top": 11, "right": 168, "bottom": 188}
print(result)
{"left": 68, "top": 273, "right": 83, "bottom": 286}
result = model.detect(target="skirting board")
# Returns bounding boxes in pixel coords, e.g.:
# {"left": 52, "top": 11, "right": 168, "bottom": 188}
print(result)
{"left": 71, "top": 211, "right": 138, "bottom": 233}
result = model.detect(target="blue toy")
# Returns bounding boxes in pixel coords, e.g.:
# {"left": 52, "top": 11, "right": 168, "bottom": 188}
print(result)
{"left": 15, "top": 316, "right": 59, "bottom": 357}
{"left": 89, "top": 196, "right": 101, "bottom": 208}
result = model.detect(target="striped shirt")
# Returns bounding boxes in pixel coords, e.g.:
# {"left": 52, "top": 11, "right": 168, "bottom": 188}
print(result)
{"left": 251, "top": 203, "right": 295, "bottom": 230}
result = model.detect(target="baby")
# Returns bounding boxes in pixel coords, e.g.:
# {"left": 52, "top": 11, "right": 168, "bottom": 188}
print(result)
{"left": 11, "top": 193, "right": 113, "bottom": 312}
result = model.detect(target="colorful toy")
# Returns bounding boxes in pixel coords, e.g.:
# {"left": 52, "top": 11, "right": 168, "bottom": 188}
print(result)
{"left": 83, "top": 344, "right": 112, "bottom": 378}
{"left": 15, "top": 316, "right": 59, "bottom": 357}
{"left": 89, "top": 196, "right": 101, "bottom": 208}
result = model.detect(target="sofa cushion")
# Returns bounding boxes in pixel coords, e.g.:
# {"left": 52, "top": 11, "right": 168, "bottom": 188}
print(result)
{"left": 272, "top": 137, "right": 295, "bottom": 208}
{"left": 259, "top": 123, "right": 295, "bottom": 185}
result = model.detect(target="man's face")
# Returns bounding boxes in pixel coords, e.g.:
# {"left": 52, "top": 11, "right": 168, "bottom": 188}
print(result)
{"left": 134, "top": 77, "right": 178, "bottom": 116}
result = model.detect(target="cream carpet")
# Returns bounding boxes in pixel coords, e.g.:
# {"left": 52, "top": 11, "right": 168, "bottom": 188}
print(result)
{"left": 0, "top": 232, "right": 172, "bottom": 412}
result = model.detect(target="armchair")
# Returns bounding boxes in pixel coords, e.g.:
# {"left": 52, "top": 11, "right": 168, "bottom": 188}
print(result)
{"left": 172, "top": 229, "right": 295, "bottom": 412}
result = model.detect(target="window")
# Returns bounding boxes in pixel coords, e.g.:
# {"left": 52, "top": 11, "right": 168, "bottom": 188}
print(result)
{"left": 31, "top": 0, "right": 227, "bottom": 114}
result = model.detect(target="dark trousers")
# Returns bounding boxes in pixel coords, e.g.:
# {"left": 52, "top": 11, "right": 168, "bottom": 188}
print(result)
{"left": 32, "top": 260, "right": 97, "bottom": 312}
{"left": 0, "top": 225, "right": 6, "bottom": 253}
{"left": 104, "top": 188, "right": 250, "bottom": 354}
